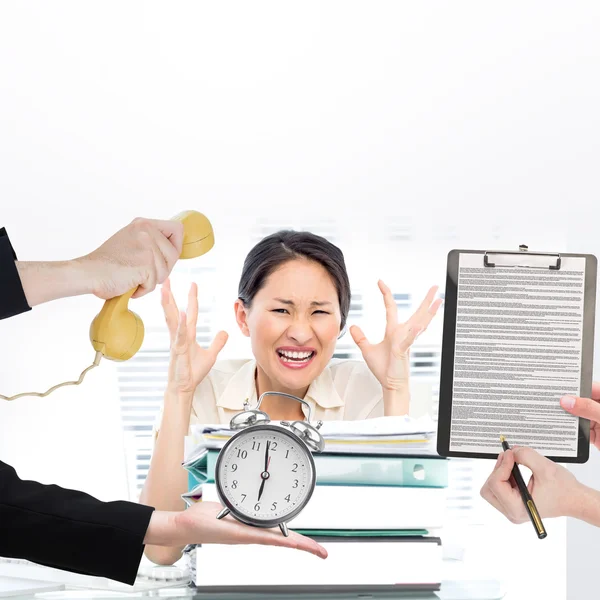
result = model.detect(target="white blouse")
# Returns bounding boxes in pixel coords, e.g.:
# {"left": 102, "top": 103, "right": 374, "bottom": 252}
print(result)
{"left": 155, "top": 358, "right": 384, "bottom": 434}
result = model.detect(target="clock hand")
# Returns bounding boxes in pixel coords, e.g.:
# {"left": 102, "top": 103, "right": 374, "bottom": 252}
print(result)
{"left": 264, "top": 440, "right": 270, "bottom": 471}
{"left": 258, "top": 441, "right": 271, "bottom": 502}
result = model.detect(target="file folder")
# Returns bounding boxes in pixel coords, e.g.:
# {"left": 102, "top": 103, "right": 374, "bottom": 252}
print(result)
{"left": 184, "top": 448, "right": 448, "bottom": 489}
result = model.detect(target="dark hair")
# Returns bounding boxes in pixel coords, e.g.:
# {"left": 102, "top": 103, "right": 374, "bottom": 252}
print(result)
{"left": 238, "top": 230, "right": 351, "bottom": 331}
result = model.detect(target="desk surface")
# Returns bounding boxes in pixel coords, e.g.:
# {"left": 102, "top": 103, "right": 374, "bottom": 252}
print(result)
{"left": 0, "top": 578, "right": 506, "bottom": 600}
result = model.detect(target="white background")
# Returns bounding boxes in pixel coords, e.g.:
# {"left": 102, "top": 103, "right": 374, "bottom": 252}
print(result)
{"left": 1, "top": 2, "right": 600, "bottom": 599}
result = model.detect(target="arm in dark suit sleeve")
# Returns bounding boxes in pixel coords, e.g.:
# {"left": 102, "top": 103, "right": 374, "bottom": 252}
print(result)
{"left": 0, "top": 460, "right": 155, "bottom": 585}
{"left": 0, "top": 227, "right": 31, "bottom": 320}
{"left": 0, "top": 228, "right": 155, "bottom": 583}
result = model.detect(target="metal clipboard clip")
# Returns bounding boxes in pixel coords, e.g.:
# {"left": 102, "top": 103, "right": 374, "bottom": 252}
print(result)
{"left": 483, "top": 244, "right": 562, "bottom": 271}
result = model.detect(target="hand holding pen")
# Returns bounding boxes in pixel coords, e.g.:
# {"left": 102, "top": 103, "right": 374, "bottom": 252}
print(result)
{"left": 500, "top": 436, "right": 546, "bottom": 538}
{"left": 480, "top": 439, "right": 586, "bottom": 534}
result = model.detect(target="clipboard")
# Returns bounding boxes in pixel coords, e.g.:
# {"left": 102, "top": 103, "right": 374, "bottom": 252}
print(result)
{"left": 437, "top": 246, "right": 597, "bottom": 463}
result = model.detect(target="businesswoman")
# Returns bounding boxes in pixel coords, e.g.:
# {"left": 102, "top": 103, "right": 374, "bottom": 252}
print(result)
{"left": 141, "top": 229, "right": 441, "bottom": 565}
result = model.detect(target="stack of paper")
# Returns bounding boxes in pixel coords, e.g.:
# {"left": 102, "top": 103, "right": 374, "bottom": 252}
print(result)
{"left": 182, "top": 416, "right": 447, "bottom": 591}
{"left": 186, "top": 415, "right": 438, "bottom": 457}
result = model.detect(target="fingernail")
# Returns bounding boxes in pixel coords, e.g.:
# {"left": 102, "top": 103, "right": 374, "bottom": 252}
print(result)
{"left": 561, "top": 396, "right": 576, "bottom": 409}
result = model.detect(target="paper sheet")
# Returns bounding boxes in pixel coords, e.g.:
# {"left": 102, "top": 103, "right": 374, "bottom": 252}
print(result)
{"left": 449, "top": 252, "right": 585, "bottom": 456}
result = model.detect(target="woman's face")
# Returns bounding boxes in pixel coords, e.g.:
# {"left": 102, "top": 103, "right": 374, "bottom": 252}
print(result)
{"left": 236, "top": 258, "right": 342, "bottom": 393}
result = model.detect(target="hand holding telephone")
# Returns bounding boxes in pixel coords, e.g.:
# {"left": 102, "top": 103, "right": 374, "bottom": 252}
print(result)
{"left": 0, "top": 210, "right": 214, "bottom": 401}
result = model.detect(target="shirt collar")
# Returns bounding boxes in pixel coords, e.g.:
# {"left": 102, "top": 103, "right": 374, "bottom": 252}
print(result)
{"left": 215, "top": 360, "right": 258, "bottom": 410}
{"left": 215, "top": 359, "right": 345, "bottom": 414}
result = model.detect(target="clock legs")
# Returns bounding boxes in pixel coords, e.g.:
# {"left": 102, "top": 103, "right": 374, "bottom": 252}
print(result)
{"left": 216, "top": 506, "right": 289, "bottom": 537}
{"left": 216, "top": 507, "right": 231, "bottom": 520}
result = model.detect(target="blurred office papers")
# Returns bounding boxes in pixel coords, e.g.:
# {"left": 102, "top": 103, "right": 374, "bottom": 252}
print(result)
{"left": 316, "top": 414, "right": 436, "bottom": 436}
{"left": 316, "top": 414, "right": 437, "bottom": 453}
{"left": 185, "top": 415, "right": 437, "bottom": 462}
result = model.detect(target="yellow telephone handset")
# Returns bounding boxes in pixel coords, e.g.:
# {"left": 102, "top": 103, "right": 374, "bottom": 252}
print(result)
{"left": 0, "top": 210, "right": 214, "bottom": 401}
{"left": 90, "top": 210, "right": 214, "bottom": 361}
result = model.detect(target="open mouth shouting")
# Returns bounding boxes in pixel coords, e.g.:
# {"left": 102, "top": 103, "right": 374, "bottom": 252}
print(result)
{"left": 276, "top": 347, "right": 316, "bottom": 369}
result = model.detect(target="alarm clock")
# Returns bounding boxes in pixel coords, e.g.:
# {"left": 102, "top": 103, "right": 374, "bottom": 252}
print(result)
{"left": 215, "top": 391, "right": 325, "bottom": 537}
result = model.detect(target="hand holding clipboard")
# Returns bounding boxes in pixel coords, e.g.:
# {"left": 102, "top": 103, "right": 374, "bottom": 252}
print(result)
{"left": 438, "top": 245, "right": 598, "bottom": 538}
{"left": 437, "top": 245, "right": 596, "bottom": 464}
{"left": 560, "top": 382, "right": 600, "bottom": 450}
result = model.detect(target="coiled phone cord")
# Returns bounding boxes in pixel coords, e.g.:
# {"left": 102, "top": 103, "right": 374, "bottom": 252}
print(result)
{"left": 0, "top": 351, "right": 103, "bottom": 401}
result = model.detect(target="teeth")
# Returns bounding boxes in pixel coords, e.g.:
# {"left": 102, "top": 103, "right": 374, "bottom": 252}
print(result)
{"left": 278, "top": 350, "right": 314, "bottom": 360}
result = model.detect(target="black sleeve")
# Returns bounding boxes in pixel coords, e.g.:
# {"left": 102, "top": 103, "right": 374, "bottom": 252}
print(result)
{"left": 0, "top": 227, "right": 32, "bottom": 320}
{"left": 0, "top": 460, "right": 155, "bottom": 585}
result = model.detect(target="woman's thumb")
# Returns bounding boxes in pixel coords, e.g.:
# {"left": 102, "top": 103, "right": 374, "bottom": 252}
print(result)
{"left": 210, "top": 331, "right": 229, "bottom": 355}
{"left": 349, "top": 325, "right": 369, "bottom": 351}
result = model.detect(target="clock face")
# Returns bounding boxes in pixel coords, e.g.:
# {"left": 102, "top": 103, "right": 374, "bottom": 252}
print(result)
{"left": 215, "top": 425, "right": 315, "bottom": 525}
